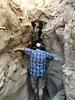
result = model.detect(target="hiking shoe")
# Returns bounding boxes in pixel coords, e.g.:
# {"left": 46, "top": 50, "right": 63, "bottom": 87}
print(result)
{"left": 34, "top": 97, "right": 39, "bottom": 100}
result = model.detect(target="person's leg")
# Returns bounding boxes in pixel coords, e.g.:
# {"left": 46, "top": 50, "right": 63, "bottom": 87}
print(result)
{"left": 34, "top": 88, "right": 38, "bottom": 97}
{"left": 31, "top": 75, "right": 39, "bottom": 99}
{"left": 38, "top": 77, "right": 46, "bottom": 100}
{"left": 39, "top": 88, "right": 43, "bottom": 100}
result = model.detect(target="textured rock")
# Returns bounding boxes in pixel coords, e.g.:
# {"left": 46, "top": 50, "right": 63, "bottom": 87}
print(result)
{"left": 52, "top": 89, "right": 66, "bottom": 100}
{"left": 0, "top": 0, "right": 32, "bottom": 100}
{"left": 28, "top": 0, "right": 75, "bottom": 100}
{"left": 0, "top": 0, "right": 75, "bottom": 100}
{"left": 27, "top": 8, "right": 50, "bottom": 23}
{"left": 42, "top": 0, "right": 75, "bottom": 100}
{"left": 0, "top": 30, "right": 10, "bottom": 54}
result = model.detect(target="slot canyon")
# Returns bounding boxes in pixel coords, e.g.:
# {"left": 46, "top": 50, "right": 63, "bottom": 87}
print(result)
{"left": 0, "top": 0, "right": 75, "bottom": 100}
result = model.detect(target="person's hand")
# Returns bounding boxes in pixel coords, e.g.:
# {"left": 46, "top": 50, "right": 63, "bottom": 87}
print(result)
{"left": 51, "top": 57, "right": 54, "bottom": 60}
{"left": 14, "top": 48, "right": 22, "bottom": 51}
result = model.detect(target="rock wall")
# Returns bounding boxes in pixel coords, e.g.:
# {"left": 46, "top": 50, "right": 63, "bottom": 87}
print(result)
{"left": 0, "top": 0, "right": 75, "bottom": 100}
{"left": 0, "top": 1, "right": 32, "bottom": 100}
{"left": 27, "top": 0, "right": 75, "bottom": 100}
{"left": 43, "top": 0, "right": 75, "bottom": 100}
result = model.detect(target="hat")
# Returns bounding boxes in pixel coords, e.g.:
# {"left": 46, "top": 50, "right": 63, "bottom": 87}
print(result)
{"left": 36, "top": 43, "right": 41, "bottom": 47}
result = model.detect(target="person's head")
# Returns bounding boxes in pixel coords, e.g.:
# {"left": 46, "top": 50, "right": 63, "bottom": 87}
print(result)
{"left": 36, "top": 43, "right": 41, "bottom": 49}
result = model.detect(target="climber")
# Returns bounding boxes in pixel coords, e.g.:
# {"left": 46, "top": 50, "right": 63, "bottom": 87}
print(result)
{"left": 36, "top": 22, "right": 43, "bottom": 41}
{"left": 37, "top": 27, "right": 42, "bottom": 41}
{"left": 31, "top": 21, "right": 43, "bottom": 41}
{"left": 14, "top": 43, "right": 54, "bottom": 100}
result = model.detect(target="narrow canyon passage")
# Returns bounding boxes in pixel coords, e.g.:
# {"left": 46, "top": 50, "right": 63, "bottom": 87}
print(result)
{"left": 27, "top": 21, "right": 51, "bottom": 100}
{"left": 0, "top": 0, "right": 75, "bottom": 100}
{"left": 26, "top": 20, "right": 66, "bottom": 100}
{"left": 27, "top": 70, "right": 51, "bottom": 100}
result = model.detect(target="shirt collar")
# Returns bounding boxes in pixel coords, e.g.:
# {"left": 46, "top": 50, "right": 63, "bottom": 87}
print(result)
{"left": 36, "top": 49, "right": 40, "bottom": 51}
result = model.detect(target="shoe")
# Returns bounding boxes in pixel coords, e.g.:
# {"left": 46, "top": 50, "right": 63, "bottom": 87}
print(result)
{"left": 34, "top": 97, "right": 39, "bottom": 100}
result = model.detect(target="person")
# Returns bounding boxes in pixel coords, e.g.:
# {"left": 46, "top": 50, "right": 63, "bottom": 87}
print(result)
{"left": 14, "top": 43, "right": 54, "bottom": 100}
{"left": 36, "top": 26, "right": 42, "bottom": 41}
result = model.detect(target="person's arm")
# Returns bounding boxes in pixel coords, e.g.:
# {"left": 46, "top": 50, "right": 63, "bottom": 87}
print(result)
{"left": 14, "top": 47, "right": 32, "bottom": 56}
{"left": 14, "top": 48, "right": 24, "bottom": 51}
{"left": 46, "top": 52, "right": 54, "bottom": 60}
{"left": 23, "top": 48, "right": 32, "bottom": 56}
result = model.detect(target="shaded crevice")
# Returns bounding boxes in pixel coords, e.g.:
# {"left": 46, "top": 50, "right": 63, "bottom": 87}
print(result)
{"left": 29, "top": 21, "right": 46, "bottom": 51}
{"left": 27, "top": 69, "right": 51, "bottom": 100}
{"left": 27, "top": 21, "right": 51, "bottom": 100}
{"left": 27, "top": 21, "right": 66, "bottom": 100}
{"left": 31, "top": 21, "right": 43, "bottom": 41}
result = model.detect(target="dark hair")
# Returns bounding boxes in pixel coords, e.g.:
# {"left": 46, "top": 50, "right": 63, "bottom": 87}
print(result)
{"left": 36, "top": 46, "right": 41, "bottom": 49}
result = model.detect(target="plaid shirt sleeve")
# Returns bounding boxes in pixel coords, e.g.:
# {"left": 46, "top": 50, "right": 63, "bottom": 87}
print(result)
{"left": 23, "top": 48, "right": 32, "bottom": 56}
{"left": 46, "top": 51, "right": 54, "bottom": 59}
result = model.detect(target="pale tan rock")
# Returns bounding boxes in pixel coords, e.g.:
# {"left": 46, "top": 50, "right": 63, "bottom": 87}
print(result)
{"left": 0, "top": 0, "right": 32, "bottom": 100}
{"left": 0, "top": 0, "right": 75, "bottom": 100}
{"left": 27, "top": 8, "right": 50, "bottom": 23}
{"left": 0, "top": 30, "right": 10, "bottom": 54}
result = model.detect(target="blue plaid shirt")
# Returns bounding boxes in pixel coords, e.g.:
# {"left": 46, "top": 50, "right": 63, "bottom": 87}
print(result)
{"left": 23, "top": 48, "right": 54, "bottom": 77}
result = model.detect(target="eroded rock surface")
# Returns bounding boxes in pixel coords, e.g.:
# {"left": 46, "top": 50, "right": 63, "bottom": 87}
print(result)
{"left": 27, "top": 0, "right": 75, "bottom": 100}
{"left": 0, "top": 1, "right": 32, "bottom": 100}
{"left": 0, "top": 0, "right": 75, "bottom": 100}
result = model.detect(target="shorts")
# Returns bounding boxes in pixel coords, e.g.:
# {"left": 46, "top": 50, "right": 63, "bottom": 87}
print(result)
{"left": 31, "top": 75, "right": 46, "bottom": 89}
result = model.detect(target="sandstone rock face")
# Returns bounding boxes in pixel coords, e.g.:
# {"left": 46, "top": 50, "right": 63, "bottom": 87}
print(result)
{"left": 0, "top": 0, "right": 32, "bottom": 100}
{"left": 27, "top": 0, "right": 75, "bottom": 100}
{"left": 0, "top": 0, "right": 75, "bottom": 100}
{"left": 42, "top": 0, "right": 75, "bottom": 100}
